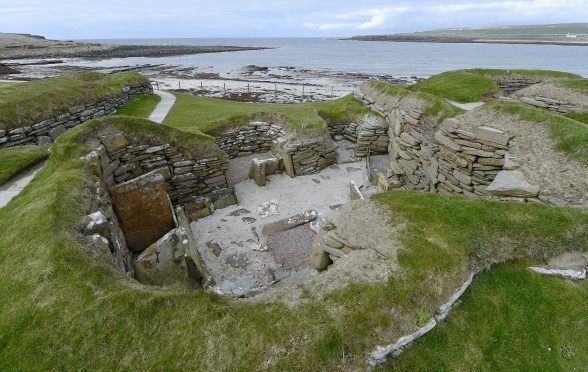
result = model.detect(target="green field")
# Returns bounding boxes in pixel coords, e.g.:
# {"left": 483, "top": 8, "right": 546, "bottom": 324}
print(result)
{"left": 115, "top": 94, "right": 161, "bottom": 118}
{"left": 0, "top": 71, "right": 149, "bottom": 130}
{"left": 390, "top": 263, "right": 588, "bottom": 370}
{"left": 163, "top": 93, "right": 370, "bottom": 138}
{"left": 0, "top": 145, "right": 48, "bottom": 185}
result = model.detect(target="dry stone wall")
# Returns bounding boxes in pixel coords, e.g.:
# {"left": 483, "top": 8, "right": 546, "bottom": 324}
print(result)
{"left": 0, "top": 83, "right": 152, "bottom": 148}
{"left": 96, "top": 132, "right": 232, "bottom": 209}
{"left": 274, "top": 137, "right": 337, "bottom": 176}
{"left": 357, "top": 82, "right": 544, "bottom": 203}
{"left": 487, "top": 74, "right": 544, "bottom": 95}
{"left": 519, "top": 96, "right": 576, "bottom": 113}
{"left": 215, "top": 121, "right": 286, "bottom": 158}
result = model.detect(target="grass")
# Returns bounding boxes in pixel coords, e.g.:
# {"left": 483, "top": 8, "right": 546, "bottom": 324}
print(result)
{"left": 369, "top": 80, "right": 463, "bottom": 123}
{"left": 1, "top": 127, "right": 586, "bottom": 372}
{"left": 0, "top": 71, "right": 149, "bottom": 130}
{"left": 163, "top": 93, "right": 371, "bottom": 139}
{"left": 466, "top": 68, "right": 581, "bottom": 79}
{"left": 565, "top": 111, "right": 588, "bottom": 125}
{"left": 410, "top": 70, "right": 499, "bottom": 103}
{"left": 490, "top": 100, "right": 588, "bottom": 165}
{"left": 0, "top": 145, "right": 49, "bottom": 185}
{"left": 388, "top": 263, "right": 588, "bottom": 371}
{"left": 115, "top": 94, "right": 161, "bottom": 118}
{"left": 559, "top": 78, "right": 588, "bottom": 95}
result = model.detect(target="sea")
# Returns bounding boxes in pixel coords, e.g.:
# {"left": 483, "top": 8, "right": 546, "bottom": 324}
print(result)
{"left": 78, "top": 37, "right": 588, "bottom": 77}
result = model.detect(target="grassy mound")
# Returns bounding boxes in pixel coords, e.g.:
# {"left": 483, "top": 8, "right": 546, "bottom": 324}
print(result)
{"left": 466, "top": 68, "right": 581, "bottom": 79}
{"left": 0, "top": 72, "right": 150, "bottom": 130}
{"left": 368, "top": 81, "right": 463, "bottom": 123}
{"left": 163, "top": 93, "right": 371, "bottom": 138}
{"left": 410, "top": 70, "right": 499, "bottom": 103}
{"left": 390, "top": 263, "right": 588, "bottom": 370}
{"left": 1, "top": 123, "right": 586, "bottom": 372}
{"left": 115, "top": 94, "right": 161, "bottom": 118}
{"left": 489, "top": 100, "right": 588, "bottom": 165}
{"left": 0, "top": 145, "right": 48, "bottom": 185}
{"left": 559, "top": 78, "right": 588, "bottom": 95}
{"left": 408, "top": 69, "right": 582, "bottom": 103}
{"left": 565, "top": 112, "right": 588, "bottom": 125}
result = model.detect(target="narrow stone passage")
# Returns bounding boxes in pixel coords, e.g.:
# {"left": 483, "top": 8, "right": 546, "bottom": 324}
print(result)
{"left": 149, "top": 90, "right": 176, "bottom": 124}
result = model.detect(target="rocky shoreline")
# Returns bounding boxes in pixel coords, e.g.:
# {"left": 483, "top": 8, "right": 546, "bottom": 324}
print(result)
{"left": 0, "top": 44, "right": 268, "bottom": 60}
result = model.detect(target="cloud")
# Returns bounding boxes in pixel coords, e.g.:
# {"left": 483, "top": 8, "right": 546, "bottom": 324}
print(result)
{"left": 304, "top": 6, "right": 410, "bottom": 30}
{"left": 304, "top": 0, "right": 588, "bottom": 32}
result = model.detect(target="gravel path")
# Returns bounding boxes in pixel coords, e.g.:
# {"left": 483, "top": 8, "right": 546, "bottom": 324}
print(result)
{"left": 0, "top": 161, "right": 45, "bottom": 209}
{"left": 149, "top": 90, "right": 176, "bottom": 124}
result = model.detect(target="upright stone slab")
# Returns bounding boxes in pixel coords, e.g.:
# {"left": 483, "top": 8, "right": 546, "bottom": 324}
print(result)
{"left": 249, "top": 158, "right": 267, "bottom": 186}
{"left": 110, "top": 168, "right": 175, "bottom": 253}
{"left": 134, "top": 228, "right": 189, "bottom": 287}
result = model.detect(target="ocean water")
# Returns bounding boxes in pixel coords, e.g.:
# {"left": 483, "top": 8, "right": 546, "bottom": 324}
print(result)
{"left": 79, "top": 38, "right": 588, "bottom": 77}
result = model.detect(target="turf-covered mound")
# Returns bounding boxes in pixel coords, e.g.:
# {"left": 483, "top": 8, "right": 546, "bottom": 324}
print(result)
{"left": 0, "top": 72, "right": 150, "bottom": 130}
{"left": 409, "top": 69, "right": 581, "bottom": 103}
{"left": 0, "top": 109, "right": 586, "bottom": 371}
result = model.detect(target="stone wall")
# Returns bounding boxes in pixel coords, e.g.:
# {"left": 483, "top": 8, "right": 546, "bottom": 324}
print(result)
{"left": 520, "top": 96, "right": 576, "bottom": 114}
{"left": 0, "top": 82, "right": 152, "bottom": 148}
{"left": 215, "top": 121, "right": 285, "bottom": 158}
{"left": 96, "top": 133, "right": 232, "bottom": 208}
{"left": 275, "top": 137, "right": 338, "bottom": 176}
{"left": 487, "top": 74, "right": 544, "bottom": 95}
{"left": 357, "top": 82, "right": 543, "bottom": 203}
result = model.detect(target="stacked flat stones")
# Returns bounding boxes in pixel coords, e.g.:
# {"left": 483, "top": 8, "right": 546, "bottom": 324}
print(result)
{"left": 0, "top": 83, "right": 152, "bottom": 148}
{"left": 277, "top": 138, "right": 337, "bottom": 176}
{"left": 97, "top": 132, "right": 230, "bottom": 207}
{"left": 354, "top": 115, "right": 389, "bottom": 156}
{"left": 215, "top": 121, "right": 285, "bottom": 158}
{"left": 310, "top": 219, "right": 359, "bottom": 270}
{"left": 357, "top": 82, "right": 543, "bottom": 203}
{"left": 490, "top": 74, "right": 543, "bottom": 95}
{"left": 520, "top": 96, "right": 575, "bottom": 113}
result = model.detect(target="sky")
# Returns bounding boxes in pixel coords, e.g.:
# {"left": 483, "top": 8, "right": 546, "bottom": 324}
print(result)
{"left": 2, "top": 0, "right": 588, "bottom": 39}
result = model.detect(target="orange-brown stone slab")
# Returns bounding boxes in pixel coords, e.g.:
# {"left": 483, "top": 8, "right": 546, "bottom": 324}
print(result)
{"left": 110, "top": 168, "right": 175, "bottom": 253}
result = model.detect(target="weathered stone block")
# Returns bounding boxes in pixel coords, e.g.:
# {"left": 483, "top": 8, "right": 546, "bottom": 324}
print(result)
{"left": 49, "top": 125, "right": 66, "bottom": 141}
{"left": 487, "top": 171, "right": 540, "bottom": 198}
{"left": 435, "top": 132, "right": 461, "bottom": 151}
{"left": 184, "top": 197, "right": 214, "bottom": 221}
{"left": 474, "top": 126, "right": 509, "bottom": 146}
{"left": 101, "top": 133, "right": 129, "bottom": 153}
{"left": 110, "top": 168, "right": 175, "bottom": 253}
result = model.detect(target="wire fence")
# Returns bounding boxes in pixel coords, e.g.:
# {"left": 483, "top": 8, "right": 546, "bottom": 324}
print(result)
{"left": 151, "top": 80, "right": 349, "bottom": 103}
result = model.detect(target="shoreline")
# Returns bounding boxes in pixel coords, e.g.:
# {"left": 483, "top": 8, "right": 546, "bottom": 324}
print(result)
{"left": 0, "top": 58, "right": 422, "bottom": 103}
{"left": 346, "top": 36, "right": 588, "bottom": 47}
{"left": 0, "top": 44, "right": 270, "bottom": 60}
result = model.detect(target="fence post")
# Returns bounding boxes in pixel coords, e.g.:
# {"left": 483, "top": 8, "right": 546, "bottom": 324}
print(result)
{"left": 302, "top": 84, "right": 305, "bottom": 102}
{"left": 178, "top": 81, "right": 181, "bottom": 89}
{"left": 200, "top": 82, "right": 203, "bottom": 90}
{"left": 247, "top": 83, "right": 250, "bottom": 102}
{"left": 274, "top": 83, "right": 277, "bottom": 103}
{"left": 224, "top": 83, "right": 226, "bottom": 99}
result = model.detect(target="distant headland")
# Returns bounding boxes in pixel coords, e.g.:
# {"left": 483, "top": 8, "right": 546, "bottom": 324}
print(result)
{"left": 347, "top": 23, "right": 588, "bottom": 46}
